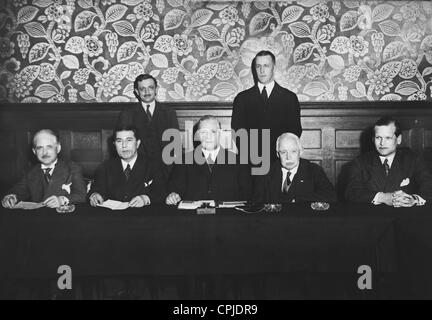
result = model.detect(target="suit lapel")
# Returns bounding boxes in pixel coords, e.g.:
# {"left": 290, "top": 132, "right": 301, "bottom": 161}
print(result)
{"left": 385, "top": 152, "right": 403, "bottom": 191}
{"left": 45, "top": 161, "right": 69, "bottom": 199}
{"left": 369, "top": 153, "right": 387, "bottom": 191}
{"left": 128, "top": 155, "right": 149, "bottom": 186}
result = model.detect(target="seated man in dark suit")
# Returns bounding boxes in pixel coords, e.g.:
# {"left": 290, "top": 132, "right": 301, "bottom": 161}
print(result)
{"left": 2, "top": 129, "right": 86, "bottom": 208}
{"left": 345, "top": 116, "right": 432, "bottom": 207}
{"left": 166, "top": 115, "right": 251, "bottom": 205}
{"left": 89, "top": 126, "right": 165, "bottom": 207}
{"left": 254, "top": 132, "right": 337, "bottom": 203}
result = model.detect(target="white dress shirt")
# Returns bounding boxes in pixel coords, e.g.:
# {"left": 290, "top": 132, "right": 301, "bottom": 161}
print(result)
{"left": 202, "top": 146, "right": 221, "bottom": 164}
{"left": 258, "top": 81, "right": 275, "bottom": 98}
{"left": 141, "top": 101, "right": 155, "bottom": 117}
{"left": 121, "top": 154, "right": 138, "bottom": 171}
{"left": 281, "top": 165, "right": 299, "bottom": 192}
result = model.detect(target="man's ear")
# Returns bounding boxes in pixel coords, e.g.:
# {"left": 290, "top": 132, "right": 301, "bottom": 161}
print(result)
{"left": 56, "top": 144, "right": 61, "bottom": 154}
{"left": 137, "top": 139, "right": 141, "bottom": 149}
{"left": 397, "top": 135, "right": 402, "bottom": 145}
{"left": 134, "top": 89, "right": 140, "bottom": 100}
{"left": 32, "top": 148, "right": 36, "bottom": 156}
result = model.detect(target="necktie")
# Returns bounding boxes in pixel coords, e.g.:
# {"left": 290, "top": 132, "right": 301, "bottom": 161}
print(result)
{"left": 383, "top": 158, "right": 390, "bottom": 176}
{"left": 43, "top": 168, "right": 52, "bottom": 184}
{"left": 261, "top": 86, "right": 268, "bottom": 103}
{"left": 206, "top": 154, "right": 214, "bottom": 172}
{"left": 124, "top": 164, "right": 131, "bottom": 181}
{"left": 146, "top": 104, "right": 152, "bottom": 121}
{"left": 282, "top": 171, "right": 291, "bottom": 193}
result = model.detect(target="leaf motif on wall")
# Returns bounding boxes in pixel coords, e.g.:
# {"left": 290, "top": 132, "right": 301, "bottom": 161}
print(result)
{"left": 85, "top": 83, "right": 96, "bottom": 98}
{"left": 207, "top": 46, "right": 225, "bottom": 61}
{"left": 395, "top": 81, "right": 420, "bottom": 96}
{"left": 167, "top": 0, "right": 184, "bottom": 7}
{"left": 164, "top": 9, "right": 187, "bottom": 31}
{"left": 35, "top": 84, "right": 59, "bottom": 99}
{"left": 151, "top": 54, "right": 169, "bottom": 68}
{"left": 303, "top": 81, "right": 328, "bottom": 96}
{"left": 378, "top": 20, "right": 401, "bottom": 37}
{"left": 254, "top": 1, "right": 269, "bottom": 10}
{"left": 190, "top": 9, "right": 213, "bottom": 28}
{"left": 281, "top": 5, "right": 304, "bottom": 24}
{"left": 19, "top": 65, "right": 41, "bottom": 82}
{"left": 154, "top": 35, "right": 174, "bottom": 53}
{"left": 327, "top": 55, "right": 345, "bottom": 70}
{"left": 212, "top": 82, "right": 237, "bottom": 97}
{"left": 113, "top": 20, "right": 135, "bottom": 37}
{"left": 293, "top": 42, "right": 315, "bottom": 63}
{"left": 17, "top": 6, "right": 39, "bottom": 24}
{"left": 109, "top": 64, "right": 129, "bottom": 79}
{"left": 380, "top": 94, "right": 402, "bottom": 101}
{"left": 383, "top": 41, "right": 405, "bottom": 62}
{"left": 78, "top": 0, "right": 93, "bottom": 9}
{"left": 29, "top": 42, "right": 50, "bottom": 63}
{"left": 117, "top": 41, "right": 138, "bottom": 62}
{"left": 62, "top": 55, "right": 80, "bottom": 69}
{"left": 174, "top": 83, "right": 185, "bottom": 98}
{"left": 105, "top": 4, "right": 128, "bottom": 23}
{"left": 65, "top": 36, "right": 85, "bottom": 54}
{"left": 33, "top": 0, "right": 53, "bottom": 7}
{"left": 123, "top": 83, "right": 135, "bottom": 97}
{"left": 249, "top": 12, "right": 273, "bottom": 36}
{"left": 340, "top": 10, "right": 359, "bottom": 32}
{"left": 422, "top": 67, "right": 432, "bottom": 77}
{"left": 74, "top": 10, "right": 97, "bottom": 32}
{"left": 109, "top": 96, "right": 130, "bottom": 102}
{"left": 198, "top": 63, "right": 218, "bottom": 80}
{"left": 343, "top": 0, "right": 360, "bottom": 9}
{"left": 356, "top": 81, "right": 366, "bottom": 96}
{"left": 21, "top": 97, "right": 42, "bottom": 103}
{"left": 372, "top": 4, "right": 394, "bottom": 23}
{"left": 198, "top": 25, "right": 221, "bottom": 41}
{"left": 300, "top": 0, "right": 324, "bottom": 7}
{"left": 330, "top": 36, "right": 350, "bottom": 54}
{"left": 60, "top": 71, "right": 72, "bottom": 80}
{"left": 381, "top": 61, "right": 402, "bottom": 79}
{"left": 288, "top": 22, "right": 311, "bottom": 38}
{"left": 206, "top": 3, "right": 229, "bottom": 11}
{"left": 24, "top": 22, "right": 47, "bottom": 38}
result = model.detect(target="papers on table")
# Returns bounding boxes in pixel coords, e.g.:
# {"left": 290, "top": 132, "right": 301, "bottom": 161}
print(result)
{"left": 217, "top": 201, "right": 247, "bottom": 208}
{"left": 178, "top": 200, "right": 215, "bottom": 210}
{"left": 12, "top": 201, "right": 45, "bottom": 210}
{"left": 97, "top": 200, "right": 129, "bottom": 210}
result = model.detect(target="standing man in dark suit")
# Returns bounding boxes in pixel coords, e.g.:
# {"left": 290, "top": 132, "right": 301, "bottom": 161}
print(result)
{"left": 166, "top": 116, "right": 251, "bottom": 204}
{"left": 1, "top": 129, "right": 86, "bottom": 208}
{"left": 345, "top": 117, "right": 432, "bottom": 207}
{"left": 117, "top": 74, "right": 179, "bottom": 178}
{"left": 254, "top": 133, "right": 337, "bottom": 204}
{"left": 231, "top": 50, "right": 302, "bottom": 163}
{"left": 89, "top": 126, "right": 165, "bottom": 207}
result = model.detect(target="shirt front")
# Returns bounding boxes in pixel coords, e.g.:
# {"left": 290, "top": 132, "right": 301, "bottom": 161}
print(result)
{"left": 258, "top": 81, "right": 275, "bottom": 98}
{"left": 202, "top": 146, "right": 221, "bottom": 164}
{"left": 140, "top": 100, "right": 156, "bottom": 116}
{"left": 121, "top": 154, "right": 138, "bottom": 171}
{"left": 41, "top": 158, "right": 58, "bottom": 175}
{"left": 379, "top": 153, "right": 396, "bottom": 168}
{"left": 281, "top": 165, "right": 299, "bottom": 192}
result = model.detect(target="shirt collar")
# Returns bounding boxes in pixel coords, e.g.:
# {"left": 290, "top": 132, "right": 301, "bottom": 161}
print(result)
{"left": 121, "top": 154, "right": 138, "bottom": 171}
{"left": 141, "top": 100, "right": 156, "bottom": 115}
{"left": 202, "top": 146, "right": 221, "bottom": 163}
{"left": 379, "top": 152, "right": 396, "bottom": 168}
{"left": 281, "top": 164, "right": 299, "bottom": 177}
{"left": 257, "top": 81, "right": 275, "bottom": 97}
{"left": 41, "top": 159, "right": 58, "bottom": 171}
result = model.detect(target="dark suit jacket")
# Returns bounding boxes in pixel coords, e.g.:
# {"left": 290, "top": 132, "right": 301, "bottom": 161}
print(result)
{"left": 231, "top": 82, "right": 302, "bottom": 161}
{"left": 117, "top": 101, "right": 179, "bottom": 162}
{"left": 90, "top": 154, "right": 165, "bottom": 203}
{"left": 254, "top": 159, "right": 337, "bottom": 203}
{"left": 168, "top": 147, "right": 252, "bottom": 201}
{"left": 7, "top": 160, "right": 86, "bottom": 204}
{"left": 345, "top": 149, "right": 432, "bottom": 203}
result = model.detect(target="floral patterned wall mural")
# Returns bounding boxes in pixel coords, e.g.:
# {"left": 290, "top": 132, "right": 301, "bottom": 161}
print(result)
{"left": 1, "top": 0, "right": 432, "bottom": 103}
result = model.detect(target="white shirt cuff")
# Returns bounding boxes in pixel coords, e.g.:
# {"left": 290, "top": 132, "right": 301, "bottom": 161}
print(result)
{"left": 413, "top": 194, "right": 426, "bottom": 206}
{"left": 372, "top": 192, "right": 381, "bottom": 205}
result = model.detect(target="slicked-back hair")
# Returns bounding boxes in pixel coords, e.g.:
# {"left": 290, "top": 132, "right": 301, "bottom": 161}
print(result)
{"left": 133, "top": 74, "right": 158, "bottom": 92}
{"left": 251, "top": 50, "right": 276, "bottom": 84}
{"left": 113, "top": 125, "right": 141, "bottom": 142}
{"left": 374, "top": 116, "right": 402, "bottom": 137}
{"left": 32, "top": 129, "right": 60, "bottom": 148}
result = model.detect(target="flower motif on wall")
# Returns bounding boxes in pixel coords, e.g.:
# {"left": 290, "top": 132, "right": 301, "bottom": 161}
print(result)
{"left": 220, "top": 6, "right": 240, "bottom": 26}
{"left": 343, "top": 65, "right": 362, "bottom": 83}
{"left": 83, "top": 36, "right": 103, "bottom": 57}
{"left": 348, "top": 36, "right": 369, "bottom": 58}
{"left": 73, "top": 68, "right": 91, "bottom": 85}
{"left": 226, "top": 27, "right": 245, "bottom": 47}
{"left": 95, "top": 72, "right": 122, "bottom": 98}
{"left": 184, "top": 72, "right": 210, "bottom": 97}
{"left": 0, "top": 37, "right": 15, "bottom": 58}
{"left": 162, "top": 67, "right": 180, "bottom": 84}
{"left": 400, "top": 2, "right": 421, "bottom": 22}
{"left": 310, "top": 3, "right": 330, "bottom": 23}
{"left": 366, "top": 70, "right": 394, "bottom": 95}
{"left": 134, "top": 1, "right": 154, "bottom": 21}
{"left": 8, "top": 73, "right": 32, "bottom": 98}
{"left": 38, "top": 63, "right": 55, "bottom": 83}
{"left": 173, "top": 34, "right": 193, "bottom": 57}
{"left": 45, "top": 3, "right": 66, "bottom": 23}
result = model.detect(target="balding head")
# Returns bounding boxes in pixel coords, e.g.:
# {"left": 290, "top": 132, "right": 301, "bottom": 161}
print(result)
{"left": 276, "top": 133, "right": 302, "bottom": 170}
{"left": 32, "top": 129, "right": 61, "bottom": 166}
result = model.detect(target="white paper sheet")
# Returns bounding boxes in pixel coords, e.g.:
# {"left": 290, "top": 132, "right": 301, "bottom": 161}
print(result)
{"left": 12, "top": 201, "right": 45, "bottom": 210}
{"left": 178, "top": 200, "right": 215, "bottom": 210}
{"left": 97, "top": 200, "right": 129, "bottom": 210}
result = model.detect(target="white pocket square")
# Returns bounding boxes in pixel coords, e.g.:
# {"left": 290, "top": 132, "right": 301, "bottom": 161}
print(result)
{"left": 400, "top": 178, "right": 410, "bottom": 187}
{"left": 144, "top": 180, "right": 153, "bottom": 187}
{"left": 61, "top": 183, "right": 72, "bottom": 194}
